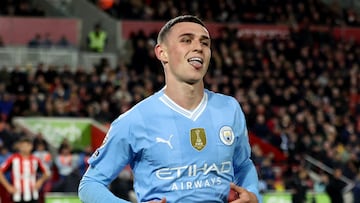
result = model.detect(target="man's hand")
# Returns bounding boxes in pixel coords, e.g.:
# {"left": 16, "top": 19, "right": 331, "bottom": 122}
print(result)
{"left": 148, "top": 197, "right": 166, "bottom": 203}
{"left": 5, "top": 184, "right": 17, "bottom": 194}
{"left": 35, "top": 180, "right": 44, "bottom": 190}
{"left": 229, "top": 183, "right": 258, "bottom": 203}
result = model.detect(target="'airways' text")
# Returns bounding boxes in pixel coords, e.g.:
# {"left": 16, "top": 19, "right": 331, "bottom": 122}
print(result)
{"left": 171, "top": 177, "right": 222, "bottom": 191}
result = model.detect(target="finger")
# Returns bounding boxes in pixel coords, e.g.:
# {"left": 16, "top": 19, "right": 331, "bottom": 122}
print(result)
{"left": 230, "top": 182, "right": 241, "bottom": 191}
{"left": 230, "top": 183, "right": 245, "bottom": 193}
{"left": 237, "top": 194, "right": 251, "bottom": 203}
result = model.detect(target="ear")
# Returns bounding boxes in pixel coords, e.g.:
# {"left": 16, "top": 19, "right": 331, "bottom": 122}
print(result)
{"left": 155, "top": 44, "right": 168, "bottom": 64}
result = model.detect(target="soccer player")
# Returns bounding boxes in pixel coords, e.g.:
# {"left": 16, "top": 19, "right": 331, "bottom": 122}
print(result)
{"left": 0, "top": 137, "right": 50, "bottom": 203}
{"left": 79, "top": 15, "right": 261, "bottom": 203}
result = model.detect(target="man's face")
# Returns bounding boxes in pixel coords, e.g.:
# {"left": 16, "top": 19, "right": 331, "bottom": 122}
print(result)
{"left": 18, "top": 141, "right": 33, "bottom": 155}
{"left": 158, "top": 22, "right": 211, "bottom": 85}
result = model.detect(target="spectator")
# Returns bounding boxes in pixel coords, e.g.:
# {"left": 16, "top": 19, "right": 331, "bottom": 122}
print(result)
{"left": 87, "top": 23, "right": 108, "bottom": 52}
{"left": 0, "top": 122, "right": 19, "bottom": 151}
{"left": 77, "top": 145, "right": 92, "bottom": 176}
{"left": 313, "top": 172, "right": 328, "bottom": 193}
{"left": 23, "top": 100, "right": 43, "bottom": 116}
{"left": 28, "top": 33, "right": 42, "bottom": 48}
{"left": 56, "top": 35, "right": 71, "bottom": 48}
{"left": 0, "top": 93, "right": 14, "bottom": 122}
{"left": 32, "top": 133, "right": 50, "bottom": 152}
{"left": 288, "top": 165, "right": 311, "bottom": 203}
{"left": 259, "top": 156, "right": 276, "bottom": 190}
{"left": 41, "top": 33, "right": 53, "bottom": 48}
{"left": 0, "top": 137, "right": 50, "bottom": 203}
{"left": 52, "top": 143, "right": 80, "bottom": 192}
{"left": 325, "top": 168, "right": 346, "bottom": 203}
{"left": 94, "top": 99, "right": 113, "bottom": 123}
{"left": 32, "top": 139, "right": 53, "bottom": 197}
{"left": 33, "top": 140, "right": 52, "bottom": 171}
{"left": 0, "top": 142, "right": 11, "bottom": 164}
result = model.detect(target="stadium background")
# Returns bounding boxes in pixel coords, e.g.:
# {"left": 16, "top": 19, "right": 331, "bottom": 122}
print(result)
{"left": 0, "top": 0, "right": 360, "bottom": 202}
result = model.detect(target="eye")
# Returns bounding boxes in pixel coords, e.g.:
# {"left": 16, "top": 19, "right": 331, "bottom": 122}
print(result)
{"left": 180, "top": 37, "right": 192, "bottom": 43}
{"left": 201, "top": 41, "right": 210, "bottom": 46}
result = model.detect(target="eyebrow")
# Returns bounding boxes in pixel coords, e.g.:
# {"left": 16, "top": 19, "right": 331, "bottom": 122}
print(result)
{"left": 178, "top": 33, "right": 210, "bottom": 41}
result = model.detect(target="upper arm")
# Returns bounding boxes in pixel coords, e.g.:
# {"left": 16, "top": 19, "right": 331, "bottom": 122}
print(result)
{"left": 1, "top": 156, "right": 12, "bottom": 172}
{"left": 232, "top": 102, "right": 261, "bottom": 201}
{"left": 86, "top": 116, "right": 136, "bottom": 184}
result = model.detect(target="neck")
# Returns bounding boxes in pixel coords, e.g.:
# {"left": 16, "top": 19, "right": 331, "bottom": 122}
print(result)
{"left": 20, "top": 153, "right": 31, "bottom": 158}
{"left": 164, "top": 82, "right": 204, "bottom": 110}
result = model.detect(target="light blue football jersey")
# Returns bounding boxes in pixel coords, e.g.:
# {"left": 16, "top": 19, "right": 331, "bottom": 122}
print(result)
{"left": 79, "top": 88, "right": 261, "bottom": 203}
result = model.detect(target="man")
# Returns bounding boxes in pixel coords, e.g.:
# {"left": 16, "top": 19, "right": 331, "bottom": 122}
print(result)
{"left": 0, "top": 137, "right": 50, "bottom": 203}
{"left": 326, "top": 168, "right": 346, "bottom": 203}
{"left": 289, "top": 166, "right": 308, "bottom": 203}
{"left": 79, "top": 15, "right": 261, "bottom": 203}
{"left": 87, "top": 23, "right": 107, "bottom": 53}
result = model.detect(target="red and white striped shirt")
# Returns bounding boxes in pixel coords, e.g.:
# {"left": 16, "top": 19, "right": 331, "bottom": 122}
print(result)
{"left": 1, "top": 153, "right": 49, "bottom": 202}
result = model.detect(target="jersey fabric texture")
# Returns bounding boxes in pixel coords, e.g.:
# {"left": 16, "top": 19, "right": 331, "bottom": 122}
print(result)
{"left": 1, "top": 154, "right": 49, "bottom": 202}
{"left": 79, "top": 88, "right": 261, "bottom": 203}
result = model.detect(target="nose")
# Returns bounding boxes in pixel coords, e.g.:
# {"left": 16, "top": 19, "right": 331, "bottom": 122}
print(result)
{"left": 192, "top": 40, "right": 203, "bottom": 52}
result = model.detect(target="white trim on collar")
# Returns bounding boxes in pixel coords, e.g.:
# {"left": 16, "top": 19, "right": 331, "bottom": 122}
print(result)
{"left": 159, "top": 92, "right": 207, "bottom": 121}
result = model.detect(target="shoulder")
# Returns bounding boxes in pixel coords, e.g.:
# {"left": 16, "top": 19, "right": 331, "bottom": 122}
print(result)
{"left": 30, "top": 155, "right": 42, "bottom": 162}
{"left": 111, "top": 91, "right": 161, "bottom": 126}
{"left": 1, "top": 154, "right": 18, "bottom": 166}
{"left": 206, "top": 89, "right": 240, "bottom": 108}
{"left": 7, "top": 153, "right": 19, "bottom": 160}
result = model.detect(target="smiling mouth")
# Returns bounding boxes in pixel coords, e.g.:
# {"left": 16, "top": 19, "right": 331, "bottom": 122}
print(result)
{"left": 188, "top": 57, "right": 203, "bottom": 68}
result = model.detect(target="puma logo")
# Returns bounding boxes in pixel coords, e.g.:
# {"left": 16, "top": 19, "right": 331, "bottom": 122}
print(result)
{"left": 156, "top": 134, "right": 174, "bottom": 149}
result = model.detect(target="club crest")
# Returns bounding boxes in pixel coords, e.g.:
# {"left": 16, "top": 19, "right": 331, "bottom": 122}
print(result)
{"left": 219, "top": 126, "right": 235, "bottom": 145}
{"left": 190, "top": 128, "right": 206, "bottom": 151}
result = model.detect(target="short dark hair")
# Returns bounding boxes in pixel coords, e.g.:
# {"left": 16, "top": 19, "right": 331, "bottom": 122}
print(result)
{"left": 18, "top": 136, "right": 33, "bottom": 143}
{"left": 157, "top": 15, "right": 206, "bottom": 44}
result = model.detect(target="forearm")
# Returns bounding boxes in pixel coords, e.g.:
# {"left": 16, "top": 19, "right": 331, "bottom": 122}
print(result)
{"left": 36, "top": 173, "right": 50, "bottom": 186}
{"left": 78, "top": 166, "right": 132, "bottom": 203}
{"left": 79, "top": 178, "right": 131, "bottom": 203}
{"left": 0, "top": 171, "right": 12, "bottom": 189}
{"left": 234, "top": 161, "right": 261, "bottom": 202}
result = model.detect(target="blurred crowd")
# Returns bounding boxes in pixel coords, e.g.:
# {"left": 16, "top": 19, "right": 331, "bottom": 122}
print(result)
{"left": 92, "top": 0, "right": 360, "bottom": 26}
{"left": 1, "top": 22, "right": 360, "bottom": 199}
{"left": 0, "top": 0, "right": 360, "bottom": 202}
{"left": 0, "top": 0, "right": 45, "bottom": 16}
{"left": 27, "top": 33, "right": 72, "bottom": 49}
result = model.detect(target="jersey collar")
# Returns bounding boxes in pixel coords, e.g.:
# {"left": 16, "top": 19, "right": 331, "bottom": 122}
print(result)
{"left": 159, "top": 91, "right": 207, "bottom": 121}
